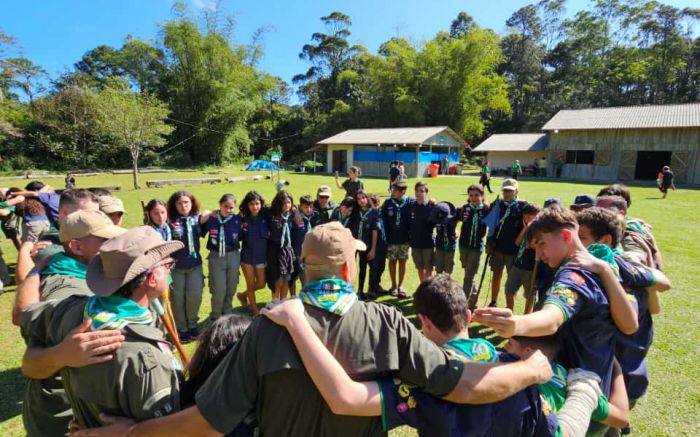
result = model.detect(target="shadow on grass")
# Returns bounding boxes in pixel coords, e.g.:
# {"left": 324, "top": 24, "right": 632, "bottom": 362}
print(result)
{"left": 0, "top": 367, "right": 24, "bottom": 422}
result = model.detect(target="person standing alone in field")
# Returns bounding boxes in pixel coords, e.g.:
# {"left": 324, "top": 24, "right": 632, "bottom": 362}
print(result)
{"left": 511, "top": 160, "right": 522, "bottom": 180}
{"left": 659, "top": 166, "right": 675, "bottom": 199}
{"left": 479, "top": 160, "right": 493, "bottom": 194}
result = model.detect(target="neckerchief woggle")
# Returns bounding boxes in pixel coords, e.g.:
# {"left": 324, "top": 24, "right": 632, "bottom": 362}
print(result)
{"left": 85, "top": 295, "right": 154, "bottom": 331}
{"left": 299, "top": 278, "right": 357, "bottom": 316}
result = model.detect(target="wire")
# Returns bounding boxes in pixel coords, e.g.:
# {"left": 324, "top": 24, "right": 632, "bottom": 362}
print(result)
{"left": 156, "top": 132, "right": 200, "bottom": 155}
{"left": 165, "top": 116, "right": 303, "bottom": 143}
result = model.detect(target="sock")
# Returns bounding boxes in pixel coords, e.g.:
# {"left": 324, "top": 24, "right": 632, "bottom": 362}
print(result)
{"left": 558, "top": 369, "right": 603, "bottom": 437}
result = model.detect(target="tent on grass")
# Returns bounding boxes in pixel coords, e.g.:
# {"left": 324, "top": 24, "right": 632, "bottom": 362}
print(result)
{"left": 245, "top": 160, "right": 279, "bottom": 171}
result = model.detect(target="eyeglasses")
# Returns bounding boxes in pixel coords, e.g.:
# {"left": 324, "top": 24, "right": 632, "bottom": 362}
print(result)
{"left": 158, "top": 260, "right": 177, "bottom": 271}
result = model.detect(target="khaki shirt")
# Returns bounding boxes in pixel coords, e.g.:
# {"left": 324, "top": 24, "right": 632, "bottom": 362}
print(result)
{"left": 196, "top": 301, "right": 464, "bottom": 436}
{"left": 20, "top": 274, "right": 92, "bottom": 437}
{"left": 21, "top": 295, "right": 181, "bottom": 429}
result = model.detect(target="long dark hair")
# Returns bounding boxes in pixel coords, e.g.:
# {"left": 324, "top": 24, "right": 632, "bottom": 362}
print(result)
{"left": 270, "top": 190, "right": 294, "bottom": 217}
{"left": 167, "top": 190, "right": 201, "bottom": 219}
{"left": 239, "top": 190, "right": 266, "bottom": 216}
{"left": 145, "top": 199, "right": 167, "bottom": 225}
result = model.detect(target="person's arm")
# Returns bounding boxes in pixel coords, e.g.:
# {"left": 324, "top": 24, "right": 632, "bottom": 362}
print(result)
{"left": 199, "top": 210, "right": 212, "bottom": 224}
{"left": 15, "top": 241, "right": 36, "bottom": 284}
{"left": 600, "top": 359, "right": 630, "bottom": 429}
{"left": 3, "top": 195, "right": 25, "bottom": 206}
{"left": 368, "top": 229, "right": 378, "bottom": 261}
{"left": 12, "top": 270, "right": 41, "bottom": 326}
{"left": 261, "top": 299, "right": 382, "bottom": 416}
{"left": 9, "top": 191, "right": 37, "bottom": 199}
{"left": 472, "top": 306, "right": 564, "bottom": 338}
{"left": 21, "top": 318, "right": 124, "bottom": 379}
{"left": 334, "top": 176, "right": 344, "bottom": 190}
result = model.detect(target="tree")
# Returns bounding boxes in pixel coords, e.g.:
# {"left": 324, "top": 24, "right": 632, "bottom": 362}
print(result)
{"left": 450, "top": 12, "right": 475, "bottom": 39}
{"left": 93, "top": 78, "right": 173, "bottom": 189}
{"left": 6, "top": 57, "right": 46, "bottom": 102}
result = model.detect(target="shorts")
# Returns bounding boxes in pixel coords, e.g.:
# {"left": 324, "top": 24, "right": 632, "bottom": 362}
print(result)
{"left": 21, "top": 220, "right": 50, "bottom": 244}
{"left": 434, "top": 250, "right": 455, "bottom": 274}
{"left": 504, "top": 266, "right": 533, "bottom": 297}
{"left": 411, "top": 248, "right": 434, "bottom": 270}
{"left": 489, "top": 250, "right": 514, "bottom": 273}
{"left": 387, "top": 244, "right": 410, "bottom": 260}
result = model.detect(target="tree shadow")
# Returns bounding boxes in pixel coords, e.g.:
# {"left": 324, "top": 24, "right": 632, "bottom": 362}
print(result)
{"left": 0, "top": 367, "right": 24, "bottom": 422}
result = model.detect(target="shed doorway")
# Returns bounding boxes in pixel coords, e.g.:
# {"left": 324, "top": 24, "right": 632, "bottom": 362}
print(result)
{"left": 635, "top": 151, "right": 671, "bottom": 180}
{"left": 332, "top": 150, "right": 347, "bottom": 174}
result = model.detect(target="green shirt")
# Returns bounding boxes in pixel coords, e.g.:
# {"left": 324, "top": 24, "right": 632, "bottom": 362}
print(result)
{"left": 442, "top": 337, "right": 498, "bottom": 363}
{"left": 21, "top": 295, "right": 181, "bottom": 429}
{"left": 195, "top": 301, "right": 465, "bottom": 436}
{"left": 511, "top": 163, "right": 521, "bottom": 173}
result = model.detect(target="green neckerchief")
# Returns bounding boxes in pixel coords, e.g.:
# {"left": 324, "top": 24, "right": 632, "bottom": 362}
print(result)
{"left": 515, "top": 236, "right": 528, "bottom": 263}
{"left": 358, "top": 207, "right": 372, "bottom": 242}
{"left": 302, "top": 213, "right": 312, "bottom": 232}
{"left": 443, "top": 337, "right": 498, "bottom": 363}
{"left": 217, "top": 211, "right": 234, "bottom": 257}
{"left": 152, "top": 223, "right": 172, "bottom": 241}
{"left": 40, "top": 252, "right": 87, "bottom": 279}
{"left": 390, "top": 196, "right": 408, "bottom": 226}
{"left": 556, "top": 243, "right": 619, "bottom": 278}
{"left": 280, "top": 211, "right": 292, "bottom": 247}
{"left": 84, "top": 295, "right": 154, "bottom": 331}
{"left": 495, "top": 197, "right": 518, "bottom": 240}
{"left": 299, "top": 278, "right": 357, "bottom": 316}
{"left": 468, "top": 203, "right": 483, "bottom": 247}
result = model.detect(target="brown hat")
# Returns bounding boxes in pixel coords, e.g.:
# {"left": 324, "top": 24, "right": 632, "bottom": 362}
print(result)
{"left": 317, "top": 185, "right": 332, "bottom": 197}
{"left": 501, "top": 178, "right": 519, "bottom": 191}
{"left": 59, "top": 210, "right": 128, "bottom": 243}
{"left": 87, "top": 226, "right": 184, "bottom": 297}
{"left": 302, "top": 222, "right": 366, "bottom": 271}
{"left": 99, "top": 196, "right": 126, "bottom": 214}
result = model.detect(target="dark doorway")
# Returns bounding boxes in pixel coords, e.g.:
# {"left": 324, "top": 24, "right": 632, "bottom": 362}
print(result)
{"left": 332, "top": 150, "right": 347, "bottom": 173}
{"left": 635, "top": 151, "right": 671, "bottom": 180}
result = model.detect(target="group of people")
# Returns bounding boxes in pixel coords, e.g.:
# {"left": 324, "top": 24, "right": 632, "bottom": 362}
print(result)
{"left": 0, "top": 165, "right": 674, "bottom": 437}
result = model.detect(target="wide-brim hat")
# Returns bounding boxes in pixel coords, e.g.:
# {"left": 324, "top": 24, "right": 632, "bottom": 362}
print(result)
{"left": 302, "top": 222, "right": 366, "bottom": 271}
{"left": 87, "top": 226, "right": 184, "bottom": 297}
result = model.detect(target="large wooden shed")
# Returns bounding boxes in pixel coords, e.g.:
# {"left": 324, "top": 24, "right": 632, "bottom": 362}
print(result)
{"left": 542, "top": 103, "right": 700, "bottom": 184}
{"left": 472, "top": 133, "right": 548, "bottom": 175}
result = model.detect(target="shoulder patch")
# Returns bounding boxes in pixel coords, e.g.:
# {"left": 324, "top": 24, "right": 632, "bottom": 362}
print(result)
{"left": 550, "top": 286, "right": 578, "bottom": 306}
{"left": 568, "top": 271, "right": 586, "bottom": 286}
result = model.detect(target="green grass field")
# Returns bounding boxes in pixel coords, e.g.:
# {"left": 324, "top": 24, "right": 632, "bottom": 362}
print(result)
{"left": 1, "top": 169, "right": 698, "bottom": 436}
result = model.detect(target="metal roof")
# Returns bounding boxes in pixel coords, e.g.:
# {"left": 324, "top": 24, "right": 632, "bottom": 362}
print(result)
{"left": 316, "top": 126, "right": 468, "bottom": 147}
{"left": 542, "top": 103, "right": 700, "bottom": 131}
{"left": 473, "top": 133, "right": 548, "bottom": 152}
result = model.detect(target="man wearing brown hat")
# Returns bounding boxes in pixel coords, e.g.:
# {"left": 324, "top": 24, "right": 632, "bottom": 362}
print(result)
{"left": 98, "top": 195, "right": 126, "bottom": 226}
{"left": 15, "top": 210, "right": 127, "bottom": 437}
{"left": 73, "top": 222, "right": 551, "bottom": 437}
{"left": 311, "top": 185, "right": 337, "bottom": 227}
{"left": 20, "top": 226, "right": 184, "bottom": 429}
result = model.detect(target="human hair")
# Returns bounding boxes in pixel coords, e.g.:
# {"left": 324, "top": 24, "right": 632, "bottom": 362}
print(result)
{"left": 25, "top": 181, "right": 45, "bottom": 192}
{"left": 575, "top": 207, "right": 622, "bottom": 247}
{"left": 145, "top": 199, "right": 167, "bottom": 225}
{"left": 526, "top": 207, "right": 578, "bottom": 244}
{"left": 368, "top": 193, "right": 382, "bottom": 209}
{"left": 598, "top": 184, "right": 631, "bottom": 208}
{"left": 522, "top": 202, "right": 541, "bottom": 217}
{"left": 240, "top": 191, "right": 266, "bottom": 216}
{"left": 349, "top": 165, "right": 361, "bottom": 176}
{"left": 595, "top": 195, "right": 628, "bottom": 212}
{"left": 167, "top": 190, "right": 201, "bottom": 219}
{"left": 511, "top": 334, "right": 560, "bottom": 359}
{"left": 340, "top": 196, "right": 355, "bottom": 209}
{"left": 354, "top": 190, "right": 369, "bottom": 208}
{"left": 414, "top": 181, "right": 429, "bottom": 192}
{"left": 87, "top": 188, "right": 113, "bottom": 197}
{"left": 114, "top": 270, "right": 151, "bottom": 299}
{"left": 299, "top": 195, "right": 313, "bottom": 206}
{"left": 467, "top": 184, "right": 483, "bottom": 195}
{"left": 219, "top": 193, "right": 236, "bottom": 205}
{"left": 270, "top": 190, "right": 294, "bottom": 216}
{"left": 59, "top": 189, "right": 98, "bottom": 210}
{"left": 413, "top": 274, "right": 469, "bottom": 333}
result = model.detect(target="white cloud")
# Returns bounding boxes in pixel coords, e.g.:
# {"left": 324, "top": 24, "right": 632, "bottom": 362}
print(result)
{"left": 191, "top": 0, "right": 217, "bottom": 11}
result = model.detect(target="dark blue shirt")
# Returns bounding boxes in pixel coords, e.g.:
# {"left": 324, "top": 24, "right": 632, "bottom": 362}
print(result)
{"left": 489, "top": 199, "right": 525, "bottom": 255}
{"left": 389, "top": 166, "right": 400, "bottom": 182}
{"left": 311, "top": 200, "right": 337, "bottom": 227}
{"left": 240, "top": 215, "right": 269, "bottom": 265}
{"left": 202, "top": 214, "right": 241, "bottom": 253}
{"left": 382, "top": 196, "right": 414, "bottom": 245}
{"left": 457, "top": 203, "right": 489, "bottom": 252}
{"left": 38, "top": 192, "right": 60, "bottom": 228}
{"left": 268, "top": 213, "right": 304, "bottom": 247}
{"left": 409, "top": 202, "right": 434, "bottom": 249}
{"left": 514, "top": 239, "right": 536, "bottom": 271}
{"left": 170, "top": 214, "right": 203, "bottom": 270}
{"left": 352, "top": 208, "right": 380, "bottom": 249}
{"left": 434, "top": 219, "right": 457, "bottom": 252}
{"left": 545, "top": 265, "right": 617, "bottom": 396}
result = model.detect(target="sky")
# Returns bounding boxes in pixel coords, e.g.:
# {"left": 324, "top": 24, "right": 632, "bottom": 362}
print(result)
{"left": 2, "top": 0, "right": 696, "bottom": 102}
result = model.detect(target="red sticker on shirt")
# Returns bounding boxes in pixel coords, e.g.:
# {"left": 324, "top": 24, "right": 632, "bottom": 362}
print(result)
{"left": 569, "top": 272, "right": 585, "bottom": 286}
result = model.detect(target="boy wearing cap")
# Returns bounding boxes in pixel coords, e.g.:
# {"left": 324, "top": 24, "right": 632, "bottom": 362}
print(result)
{"left": 409, "top": 181, "right": 435, "bottom": 282}
{"left": 21, "top": 227, "right": 184, "bottom": 429}
{"left": 15, "top": 210, "right": 127, "bottom": 437}
{"left": 99, "top": 195, "right": 126, "bottom": 226}
{"left": 457, "top": 185, "right": 490, "bottom": 308}
{"left": 382, "top": 181, "right": 415, "bottom": 297}
{"left": 570, "top": 195, "right": 595, "bottom": 212}
{"left": 311, "top": 186, "right": 337, "bottom": 227}
{"left": 432, "top": 202, "right": 457, "bottom": 275}
{"left": 484, "top": 178, "right": 526, "bottom": 308}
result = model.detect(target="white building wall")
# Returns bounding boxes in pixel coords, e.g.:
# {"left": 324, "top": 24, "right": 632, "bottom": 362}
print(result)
{"left": 486, "top": 151, "right": 546, "bottom": 172}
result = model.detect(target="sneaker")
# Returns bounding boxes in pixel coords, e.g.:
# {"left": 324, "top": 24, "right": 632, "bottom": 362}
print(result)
{"left": 178, "top": 330, "right": 191, "bottom": 343}
{"left": 188, "top": 327, "right": 200, "bottom": 340}
{"left": 364, "top": 290, "right": 377, "bottom": 300}
{"left": 397, "top": 288, "right": 407, "bottom": 298}
{"left": 388, "top": 287, "right": 398, "bottom": 297}
{"left": 488, "top": 300, "right": 498, "bottom": 308}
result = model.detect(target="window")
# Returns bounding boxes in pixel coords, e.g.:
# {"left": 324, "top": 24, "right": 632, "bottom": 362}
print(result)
{"left": 565, "top": 150, "right": 595, "bottom": 164}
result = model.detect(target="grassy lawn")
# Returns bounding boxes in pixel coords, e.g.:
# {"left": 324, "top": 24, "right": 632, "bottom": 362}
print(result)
{"left": 1, "top": 168, "right": 698, "bottom": 436}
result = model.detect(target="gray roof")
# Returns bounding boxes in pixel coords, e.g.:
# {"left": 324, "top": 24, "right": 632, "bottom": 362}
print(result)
{"left": 316, "top": 126, "right": 468, "bottom": 147}
{"left": 473, "top": 133, "right": 548, "bottom": 152}
{"left": 542, "top": 103, "right": 700, "bottom": 131}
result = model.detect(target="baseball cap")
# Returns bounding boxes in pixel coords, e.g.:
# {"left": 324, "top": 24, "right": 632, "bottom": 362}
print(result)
{"left": 87, "top": 226, "right": 184, "bottom": 297}
{"left": 543, "top": 198, "right": 564, "bottom": 209}
{"left": 99, "top": 196, "right": 126, "bottom": 215}
{"left": 59, "top": 210, "right": 128, "bottom": 243}
{"left": 317, "top": 185, "right": 332, "bottom": 197}
{"left": 571, "top": 194, "right": 595, "bottom": 207}
{"left": 430, "top": 201, "right": 456, "bottom": 225}
{"left": 501, "top": 178, "right": 519, "bottom": 191}
{"left": 301, "top": 222, "right": 366, "bottom": 271}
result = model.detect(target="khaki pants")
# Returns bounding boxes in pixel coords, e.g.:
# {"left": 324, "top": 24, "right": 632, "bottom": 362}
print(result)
{"left": 208, "top": 250, "right": 241, "bottom": 319}
{"left": 21, "top": 220, "right": 50, "bottom": 244}
{"left": 434, "top": 249, "right": 455, "bottom": 274}
{"left": 460, "top": 250, "right": 482, "bottom": 307}
{"left": 171, "top": 265, "right": 204, "bottom": 330}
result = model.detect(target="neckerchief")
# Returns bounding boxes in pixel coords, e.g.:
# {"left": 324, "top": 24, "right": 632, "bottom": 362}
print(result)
{"left": 280, "top": 212, "right": 291, "bottom": 247}
{"left": 515, "top": 236, "right": 528, "bottom": 263}
{"left": 358, "top": 208, "right": 372, "bottom": 241}
{"left": 84, "top": 295, "right": 154, "bottom": 331}
{"left": 299, "top": 278, "right": 357, "bottom": 316}
{"left": 217, "top": 211, "right": 234, "bottom": 257}
{"left": 40, "top": 253, "right": 87, "bottom": 279}
{"left": 467, "top": 203, "right": 483, "bottom": 247}
{"left": 302, "top": 214, "right": 312, "bottom": 232}
{"left": 495, "top": 198, "right": 517, "bottom": 240}
{"left": 390, "top": 196, "right": 408, "bottom": 226}
{"left": 377, "top": 214, "right": 387, "bottom": 241}
{"left": 183, "top": 216, "right": 196, "bottom": 257}
{"left": 336, "top": 210, "right": 351, "bottom": 228}
{"left": 152, "top": 224, "right": 172, "bottom": 242}
{"left": 556, "top": 243, "right": 619, "bottom": 278}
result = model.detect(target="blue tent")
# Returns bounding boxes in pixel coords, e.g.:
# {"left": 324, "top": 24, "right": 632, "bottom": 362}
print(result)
{"left": 245, "top": 159, "right": 279, "bottom": 171}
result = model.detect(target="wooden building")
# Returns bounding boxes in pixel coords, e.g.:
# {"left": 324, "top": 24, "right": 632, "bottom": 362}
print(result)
{"left": 542, "top": 103, "right": 700, "bottom": 184}
{"left": 472, "top": 134, "right": 548, "bottom": 175}
{"left": 311, "top": 127, "right": 468, "bottom": 178}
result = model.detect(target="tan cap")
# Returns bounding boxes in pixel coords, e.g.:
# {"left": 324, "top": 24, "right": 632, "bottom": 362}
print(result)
{"left": 301, "top": 222, "right": 366, "bottom": 270}
{"left": 87, "top": 226, "right": 184, "bottom": 297}
{"left": 501, "top": 178, "right": 519, "bottom": 191}
{"left": 317, "top": 185, "right": 332, "bottom": 197}
{"left": 59, "top": 210, "right": 128, "bottom": 243}
{"left": 99, "top": 196, "right": 126, "bottom": 214}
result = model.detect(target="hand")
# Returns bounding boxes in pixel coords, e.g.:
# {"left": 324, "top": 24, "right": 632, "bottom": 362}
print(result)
{"left": 69, "top": 414, "right": 134, "bottom": 437}
{"left": 523, "top": 350, "right": 553, "bottom": 384}
{"left": 567, "top": 249, "right": 607, "bottom": 274}
{"left": 472, "top": 308, "right": 516, "bottom": 338}
{"left": 56, "top": 318, "right": 125, "bottom": 368}
{"left": 29, "top": 241, "right": 53, "bottom": 259}
{"left": 293, "top": 210, "right": 303, "bottom": 226}
{"left": 261, "top": 298, "right": 305, "bottom": 328}
{"left": 367, "top": 249, "right": 376, "bottom": 261}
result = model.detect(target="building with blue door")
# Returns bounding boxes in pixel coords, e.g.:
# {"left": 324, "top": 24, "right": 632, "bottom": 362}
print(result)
{"left": 312, "top": 126, "right": 468, "bottom": 178}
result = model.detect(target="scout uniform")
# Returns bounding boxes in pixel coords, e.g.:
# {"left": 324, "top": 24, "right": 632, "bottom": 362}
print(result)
{"left": 202, "top": 212, "right": 242, "bottom": 320}
{"left": 240, "top": 214, "right": 269, "bottom": 267}
{"left": 311, "top": 186, "right": 337, "bottom": 227}
{"left": 409, "top": 200, "right": 435, "bottom": 274}
{"left": 457, "top": 201, "right": 489, "bottom": 307}
{"left": 170, "top": 213, "right": 204, "bottom": 334}
{"left": 194, "top": 222, "right": 466, "bottom": 436}
{"left": 352, "top": 206, "right": 381, "bottom": 296}
{"left": 486, "top": 179, "right": 526, "bottom": 278}
{"left": 431, "top": 202, "right": 457, "bottom": 274}
{"left": 504, "top": 236, "right": 536, "bottom": 301}
{"left": 381, "top": 183, "right": 415, "bottom": 260}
